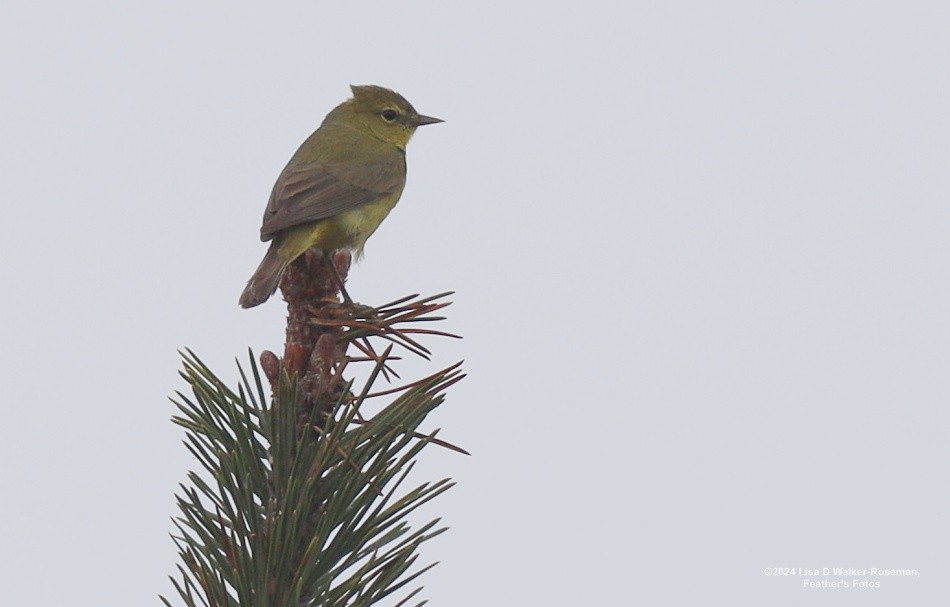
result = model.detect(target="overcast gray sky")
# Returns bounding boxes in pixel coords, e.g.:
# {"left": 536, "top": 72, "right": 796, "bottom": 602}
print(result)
{"left": 2, "top": 2, "right": 948, "bottom": 605}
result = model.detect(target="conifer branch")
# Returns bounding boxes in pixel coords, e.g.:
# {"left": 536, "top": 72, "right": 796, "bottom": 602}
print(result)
{"left": 164, "top": 249, "right": 463, "bottom": 607}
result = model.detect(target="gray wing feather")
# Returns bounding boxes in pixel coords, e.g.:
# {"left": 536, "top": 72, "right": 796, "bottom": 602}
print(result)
{"left": 260, "top": 156, "right": 405, "bottom": 241}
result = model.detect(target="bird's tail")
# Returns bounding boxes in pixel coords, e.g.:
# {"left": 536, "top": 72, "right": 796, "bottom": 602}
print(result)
{"left": 239, "top": 243, "right": 288, "bottom": 308}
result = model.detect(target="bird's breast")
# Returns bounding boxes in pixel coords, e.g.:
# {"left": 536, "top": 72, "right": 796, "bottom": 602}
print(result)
{"left": 335, "top": 189, "right": 404, "bottom": 256}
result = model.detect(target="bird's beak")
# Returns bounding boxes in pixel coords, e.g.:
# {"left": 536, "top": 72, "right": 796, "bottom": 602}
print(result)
{"left": 411, "top": 114, "right": 444, "bottom": 126}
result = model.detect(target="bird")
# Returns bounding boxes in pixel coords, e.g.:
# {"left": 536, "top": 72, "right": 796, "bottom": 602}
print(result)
{"left": 239, "top": 85, "right": 442, "bottom": 308}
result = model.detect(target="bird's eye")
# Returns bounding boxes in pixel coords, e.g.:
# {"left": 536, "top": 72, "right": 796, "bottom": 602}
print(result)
{"left": 381, "top": 109, "right": 398, "bottom": 122}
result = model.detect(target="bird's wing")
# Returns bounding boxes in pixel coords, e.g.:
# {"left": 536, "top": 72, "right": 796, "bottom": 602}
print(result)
{"left": 260, "top": 156, "right": 405, "bottom": 241}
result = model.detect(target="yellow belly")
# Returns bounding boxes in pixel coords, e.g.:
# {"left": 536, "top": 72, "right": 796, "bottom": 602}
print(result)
{"left": 276, "top": 192, "right": 402, "bottom": 262}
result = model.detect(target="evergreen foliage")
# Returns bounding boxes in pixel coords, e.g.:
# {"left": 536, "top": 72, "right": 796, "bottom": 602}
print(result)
{"left": 163, "top": 288, "right": 462, "bottom": 607}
